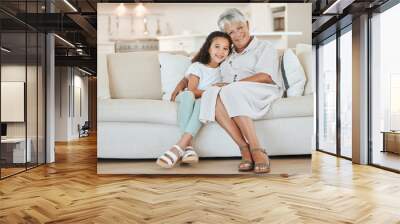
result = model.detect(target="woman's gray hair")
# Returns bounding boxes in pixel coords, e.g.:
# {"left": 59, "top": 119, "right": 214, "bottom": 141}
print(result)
{"left": 217, "top": 8, "right": 247, "bottom": 31}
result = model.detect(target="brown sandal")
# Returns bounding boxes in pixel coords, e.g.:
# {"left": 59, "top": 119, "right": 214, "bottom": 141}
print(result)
{"left": 238, "top": 145, "right": 254, "bottom": 172}
{"left": 250, "top": 148, "right": 270, "bottom": 174}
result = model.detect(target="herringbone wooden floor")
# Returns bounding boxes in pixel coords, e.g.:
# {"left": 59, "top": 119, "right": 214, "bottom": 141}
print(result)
{"left": 1, "top": 134, "right": 400, "bottom": 224}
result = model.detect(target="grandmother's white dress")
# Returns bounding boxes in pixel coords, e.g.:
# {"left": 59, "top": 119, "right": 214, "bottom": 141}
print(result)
{"left": 199, "top": 37, "right": 283, "bottom": 123}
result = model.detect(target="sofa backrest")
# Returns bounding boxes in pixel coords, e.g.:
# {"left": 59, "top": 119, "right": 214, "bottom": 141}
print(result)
{"left": 107, "top": 51, "right": 162, "bottom": 100}
{"left": 104, "top": 45, "right": 313, "bottom": 100}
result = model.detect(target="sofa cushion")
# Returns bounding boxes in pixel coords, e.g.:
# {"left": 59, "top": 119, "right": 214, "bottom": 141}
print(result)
{"left": 281, "top": 49, "right": 307, "bottom": 97}
{"left": 99, "top": 94, "right": 313, "bottom": 126}
{"left": 262, "top": 94, "right": 314, "bottom": 120}
{"left": 98, "top": 99, "right": 177, "bottom": 125}
{"left": 159, "top": 53, "right": 192, "bottom": 101}
{"left": 107, "top": 51, "right": 162, "bottom": 100}
{"left": 296, "top": 44, "right": 313, "bottom": 95}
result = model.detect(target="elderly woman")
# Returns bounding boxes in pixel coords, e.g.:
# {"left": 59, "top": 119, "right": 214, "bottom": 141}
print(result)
{"left": 171, "top": 8, "right": 283, "bottom": 173}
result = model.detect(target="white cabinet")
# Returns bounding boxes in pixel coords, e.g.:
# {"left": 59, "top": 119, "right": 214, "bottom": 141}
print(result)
{"left": 1, "top": 138, "right": 32, "bottom": 163}
{"left": 114, "top": 38, "right": 159, "bottom": 53}
{"left": 101, "top": 32, "right": 302, "bottom": 56}
{"left": 157, "top": 32, "right": 302, "bottom": 53}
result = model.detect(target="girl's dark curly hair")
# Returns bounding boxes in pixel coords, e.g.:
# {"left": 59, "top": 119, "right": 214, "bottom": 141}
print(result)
{"left": 192, "top": 31, "right": 233, "bottom": 64}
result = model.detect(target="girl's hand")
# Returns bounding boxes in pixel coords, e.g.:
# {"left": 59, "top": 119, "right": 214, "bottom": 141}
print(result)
{"left": 188, "top": 74, "right": 203, "bottom": 98}
{"left": 213, "top": 82, "right": 228, "bottom": 87}
{"left": 170, "top": 89, "right": 181, "bottom": 102}
{"left": 170, "top": 78, "right": 188, "bottom": 101}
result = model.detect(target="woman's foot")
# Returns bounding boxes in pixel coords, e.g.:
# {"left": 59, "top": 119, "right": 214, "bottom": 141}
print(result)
{"left": 250, "top": 148, "right": 270, "bottom": 173}
{"left": 156, "top": 145, "right": 184, "bottom": 168}
{"left": 238, "top": 145, "right": 254, "bottom": 171}
{"left": 181, "top": 146, "right": 199, "bottom": 164}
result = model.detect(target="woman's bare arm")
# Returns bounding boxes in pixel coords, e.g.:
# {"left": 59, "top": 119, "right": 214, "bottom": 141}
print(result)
{"left": 239, "top": 73, "right": 275, "bottom": 84}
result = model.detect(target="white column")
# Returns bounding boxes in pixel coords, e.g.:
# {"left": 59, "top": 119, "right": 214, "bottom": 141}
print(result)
{"left": 46, "top": 33, "right": 55, "bottom": 163}
{"left": 45, "top": 0, "right": 56, "bottom": 163}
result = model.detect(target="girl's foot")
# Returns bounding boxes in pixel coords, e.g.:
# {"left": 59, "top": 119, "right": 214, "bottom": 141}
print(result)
{"left": 238, "top": 145, "right": 254, "bottom": 172}
{"left": 181, "top": 146, "right": 199, "bottom": 164}
{"left": 156, "top": 145, "right": 184, "bottom": 168}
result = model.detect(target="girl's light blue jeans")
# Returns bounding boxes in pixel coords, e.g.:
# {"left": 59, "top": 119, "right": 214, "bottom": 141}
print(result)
{"left": 176, "top": 91, "right": 202, "bottom": 137}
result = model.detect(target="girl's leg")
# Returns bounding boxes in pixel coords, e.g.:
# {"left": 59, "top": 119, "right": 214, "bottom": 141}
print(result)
{"left": 177, "top": 91, "right": 196, "bottom": 134}
{"left": 173, "top": 91, "right": 196, "bottom": 157}
{"left": 180, "top": 100, "right": 203, "bottom": 163}
{"left": 175, "top": 133, "right": 193, "bottom": 149}
{"left": 215, "top": 96, "right": 251, "bottom": 162}
{"left": 159, "top": 99, "right": 201, "bottom": 167}
{"left": 157, "top": 91, "right": 195, "bottom": 167}
{"left": 158, "top": 133, "right": 192, "bottom": 167}
{"left": 183, "top": 100, "right": 202, "bottom": 137}
{"left": 175, "top": 99, "right": 202, "bottom": 150}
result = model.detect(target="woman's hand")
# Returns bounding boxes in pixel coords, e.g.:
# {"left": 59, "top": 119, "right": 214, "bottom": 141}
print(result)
{"left": 170, "top": 77, "right": 188, "bottom": 101}
{"left": 239, "top": 73, "right": 274, "bottom": 84}
{"left": 212, "top": 82, "right": 228, "bottom": 87}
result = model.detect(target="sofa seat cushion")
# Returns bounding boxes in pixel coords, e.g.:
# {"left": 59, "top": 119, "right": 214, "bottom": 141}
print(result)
{"left": 99, "top": 99, "right": 177, "bottom": 125}
{"left": 99, "top": 95, "right": 313, "bottom": 124}
{"left": 262, "top": 94, "right": 313, "bottom": 120}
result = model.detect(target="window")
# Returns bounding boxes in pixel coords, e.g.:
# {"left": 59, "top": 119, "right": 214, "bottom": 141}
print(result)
{"left": 390, "top": 74, "right": 400, "bottom": 130}
{"left": 371, "top": 2, "right": 400, "bottom": 171}
{"left": 340, "top": 29, "right": 352, "bottom": 158}
{"left": 0, "top": 1, "right": 47, "bottom": 179}
{"left": 318, "top": 37, "right": 337, "bottom": 154}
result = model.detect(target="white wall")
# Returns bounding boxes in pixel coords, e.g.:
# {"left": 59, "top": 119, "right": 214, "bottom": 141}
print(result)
{"left": 98, "top": 3, "right": 309, "bottom": 43}
{"left": 55, "top": 67, "right": 69, "bottom": 141}
{"left": 72, "top": 74, "right": 89, "bottom": 138}
{"left": 1, "top": 64, "right": 46, "bottom": 163}
{"left": 1, "top": 65, "right": 38, "bottom": 138}
{"left": 1, "top": 82, "right": 25, "bottom": 122}
{"left": 1, "top": 66, "right": 26, "bottom": 127}
{"left": 285, "top": 3, "right": 312, "bottom": 48}
{"left": 97, "top": 3, "right": 276, "bottom": 42}
{"left": 97, "top": 3, "right": 310, "bottom": 99}
{"left": 55, "top": 67, "right": 89, "bottom": 141}
{"left": 1, "top": 66, "right": 27, "bottom": 140}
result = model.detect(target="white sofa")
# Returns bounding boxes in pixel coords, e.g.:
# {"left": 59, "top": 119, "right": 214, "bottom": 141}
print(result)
{"left": 98, "top": 45, "right": 314, "bottom": 159}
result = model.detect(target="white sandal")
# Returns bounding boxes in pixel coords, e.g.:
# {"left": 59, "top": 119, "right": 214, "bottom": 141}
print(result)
{"left": 156, "top": 145, "right": 184, "bottom": 168}
{"left": 181, "top": 146, "right": 199, "bottom": 164}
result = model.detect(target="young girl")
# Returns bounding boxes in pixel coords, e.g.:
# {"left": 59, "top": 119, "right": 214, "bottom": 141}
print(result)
{"left": 156, "top": 31, "right": 233, "bottom": 168}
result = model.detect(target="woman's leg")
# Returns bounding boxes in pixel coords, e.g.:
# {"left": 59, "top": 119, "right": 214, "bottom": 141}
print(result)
{"left": 232, "top": 116, "right": 261, "bottom": 149}
{"left": 215, "top": 95, "right": 251, "bottom": 161}
{"left": 233, "top": 116, "right": 268, "bottom": 165}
